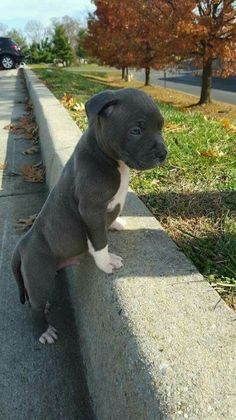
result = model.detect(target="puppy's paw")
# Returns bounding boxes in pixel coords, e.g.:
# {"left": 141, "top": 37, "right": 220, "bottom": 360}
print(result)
{"left": 102, "top": 253, "right": 123, "bottom": 274}
{"left": 88, "top": 242, "right": 123, "bottom": 274}
{"left": 109, "top": 217, "right": 125, "bottom": 231}
{"left": 39, "top": 325, "right": 58, "bottom": 344}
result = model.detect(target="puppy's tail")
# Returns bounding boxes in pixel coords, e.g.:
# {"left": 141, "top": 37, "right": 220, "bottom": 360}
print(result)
{"left": 11, "top": 249, "right": 28, "bottom": 304}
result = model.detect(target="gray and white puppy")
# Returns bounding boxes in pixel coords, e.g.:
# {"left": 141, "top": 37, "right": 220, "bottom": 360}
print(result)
{"left": 12, "top": 88, "right": 167, "bottom": 344}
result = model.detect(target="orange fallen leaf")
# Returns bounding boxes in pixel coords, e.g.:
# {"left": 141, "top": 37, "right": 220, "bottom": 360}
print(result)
{"left": 61, "top": 92, "right": 75, "bottom": 109}
{"left": 221, "top": 118, "right": 236, "bottom": 133}
{"left": 20, "top": 164, "right": 45, "bottom": 183}
{"left": 199, "top": 148, "right": 225, "bottom": 158}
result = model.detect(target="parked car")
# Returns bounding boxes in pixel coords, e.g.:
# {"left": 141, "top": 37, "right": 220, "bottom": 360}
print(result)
{"left": 0, "top": 37, "right": 23, "bottom": 70}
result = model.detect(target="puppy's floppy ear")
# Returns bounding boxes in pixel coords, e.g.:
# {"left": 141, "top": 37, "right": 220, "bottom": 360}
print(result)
{"left": 85, "top": 90, "right": 119, "bottom": 123}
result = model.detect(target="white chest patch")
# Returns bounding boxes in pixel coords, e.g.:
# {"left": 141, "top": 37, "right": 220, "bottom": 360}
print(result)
{"left": 107, "top": 161, "right": 130, "bottom": 214}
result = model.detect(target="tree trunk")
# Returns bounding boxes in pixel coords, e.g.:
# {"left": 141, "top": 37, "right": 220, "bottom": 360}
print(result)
{"left": 199, "top": 59, "right": 212, "bottom": 104}
{"left": 125, "top": 67, "right": 129, "bottom": 82}
{"left": 145, "top": 67, "right": 150, "bottom": 86}
{"left": 121, "top": 67, "right": 125, "bottom": 79}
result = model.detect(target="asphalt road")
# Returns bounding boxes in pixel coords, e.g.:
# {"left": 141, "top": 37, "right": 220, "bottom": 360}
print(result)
{"left": 135, "top": 70, "right": 236, "bottom": 105}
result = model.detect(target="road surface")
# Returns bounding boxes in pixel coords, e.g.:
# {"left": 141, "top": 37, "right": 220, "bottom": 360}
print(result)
{"left": 135, "top": 70, "right": 236, "bottom": 105}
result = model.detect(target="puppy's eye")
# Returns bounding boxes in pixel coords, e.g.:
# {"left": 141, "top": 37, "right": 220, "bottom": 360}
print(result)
{"left": 129, "top": 127, "right": 142, "bottom": 136}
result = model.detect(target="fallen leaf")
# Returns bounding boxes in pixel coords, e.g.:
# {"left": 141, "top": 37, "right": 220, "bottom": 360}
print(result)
{"left": 0, "top": 162, "right": 7, "bottom": 170}
{"left": 61, "top": 92, "right": 75, "bottom": 109}
{"left": 23, "top": 132, "right": 34, "bottom": 140}
{"left": 15, "top": 214, "right": 38, "bottom": 231}
{"left": 20, "top": 164, "right": 45, "bottom": 183}
{"left": 3, "top": 122, "right": 25, "bottom": 135}
{"left": 3, "top": 123, "right": 13, "bottom": 130}
{"left": 199, "top": 148, "right": 225, "bottom": 158}
{"left": 164, "top": 122, "right": 186, "bottom": 133}
{"left": 73, "top": 102, "right": 85, "bottom": 112}
{"left": 22, "top": 145, "right": 40, "bottom": 155}
{"left": 33, "top": 160, "right": 43, "bottom": 168}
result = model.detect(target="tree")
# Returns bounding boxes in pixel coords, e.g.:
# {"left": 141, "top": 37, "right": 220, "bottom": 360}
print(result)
{"left": 6, "top": 29, "right": 29, "bottom": 57}
{"left": 52, "top": 24, "right": 74, "bottom": 65}
{"left": 51, "top": 16, "right": 81, "bottom": 62}
{"left": 85, "top": 1, "right": 139, "bottom": 78}
{"left": 86, "top": 0, "right": 236, "bottom": 103}
{"left": 86, "top": 0, "right": 172, "bottom": 85}
{"left": 61, "top": 15, "right": 81, "bottom": 51}
{"left": 77, "top": 28, "right": 88, "bottom": 61}
{"left": 0, "top": 23, "right": 8, "bottom": 36}
{"left": 24, "top": 20, "right": 49, "bottom": 44}
{"left": 135, "top": 0, "right": 236, "bottom": 103}
{"left": 29, "top": 38, "right": 54, "bottom": 64}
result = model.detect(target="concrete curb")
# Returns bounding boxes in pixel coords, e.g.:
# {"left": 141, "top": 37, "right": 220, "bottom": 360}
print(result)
{"left": 24, "top": 68, "right": 236, "bottom": 420}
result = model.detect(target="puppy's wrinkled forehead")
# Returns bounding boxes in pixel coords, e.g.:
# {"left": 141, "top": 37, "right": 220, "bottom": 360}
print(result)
{"left": 116, "top": 88, "right": 155, "bottom": 109}
{"left": 85, "top": 88, "right": 162, "bottom": 127}
{"left": 116, "top": 89, "right": 163, "bottom": 127}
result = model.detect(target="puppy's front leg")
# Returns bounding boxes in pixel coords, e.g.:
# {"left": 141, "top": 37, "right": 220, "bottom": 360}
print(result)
{"left": 87, "top": 242, "right": 123, "bottom": 274}
{"left": 79, "top": 200, "right": 123, "bottom": 274}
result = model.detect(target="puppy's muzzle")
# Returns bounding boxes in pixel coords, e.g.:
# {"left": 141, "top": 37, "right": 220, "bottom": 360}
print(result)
{"left": 142, "top": 140, "right": 168, "bottom": 167}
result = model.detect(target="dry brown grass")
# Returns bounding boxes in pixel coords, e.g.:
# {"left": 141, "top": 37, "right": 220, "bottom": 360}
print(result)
{"left": 91, "top": 74, "right": 236, "bottom": 125}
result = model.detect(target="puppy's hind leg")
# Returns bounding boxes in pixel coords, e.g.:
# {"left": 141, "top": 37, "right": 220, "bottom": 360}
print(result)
{"left": 21, "top": 260, "right": 58, "bottom": 344}
{"left": 109, "top": 217, "right": 126, "bottom": 231}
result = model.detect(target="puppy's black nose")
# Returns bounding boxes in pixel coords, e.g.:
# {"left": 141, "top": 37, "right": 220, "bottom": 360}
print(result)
{"left": 158, "top": 150, "right": 167, "bottom": 162}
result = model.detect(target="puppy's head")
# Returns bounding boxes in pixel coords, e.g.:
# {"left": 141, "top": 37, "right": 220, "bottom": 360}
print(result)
{"left": 85, "top": 88, "right": 167, "bottom": 170}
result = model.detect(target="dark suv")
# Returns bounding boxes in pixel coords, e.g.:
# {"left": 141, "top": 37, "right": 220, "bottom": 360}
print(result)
{"left": 0, "top": 37, "right": 23, "bottom": 70}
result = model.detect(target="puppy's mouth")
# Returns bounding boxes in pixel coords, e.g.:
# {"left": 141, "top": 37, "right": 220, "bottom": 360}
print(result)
{"left": 125, "top": 156, "right": 167, "bottom": 171}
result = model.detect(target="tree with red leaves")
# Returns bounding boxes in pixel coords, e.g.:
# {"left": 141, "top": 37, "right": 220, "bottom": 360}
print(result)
{"left": 86, "top": 0, "right": 236, "bottom": 103}
{"left": 134, "top": 0, "right": 236, "bottom": 103}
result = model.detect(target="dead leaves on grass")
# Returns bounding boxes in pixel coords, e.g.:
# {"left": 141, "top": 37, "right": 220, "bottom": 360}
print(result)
{"left": 61, "top": 92, "right": 85, "bottom": 112}
{"left": 220, "top": 118, "right": 236, "bottom": 133}
{"left": 164, "top": 122, "right": 186, "bottom": 133}
{"left": 72, "top": 102, "right": 85, "bottom": 112}
{"left": 198, "top": 147, "right": 225, "bottom": 158}
{"left": 62, "top": 92, "right": 75, "bottom": 108}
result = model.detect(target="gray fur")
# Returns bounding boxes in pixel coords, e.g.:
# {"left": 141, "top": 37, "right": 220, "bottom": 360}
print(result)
{"left": 11, "top": 88, "right": 167, "bottom": 340}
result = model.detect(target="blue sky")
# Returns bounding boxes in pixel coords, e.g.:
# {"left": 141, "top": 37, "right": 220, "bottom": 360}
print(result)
{"left": 0, "top": 0, "right": 95, "bottom": 31}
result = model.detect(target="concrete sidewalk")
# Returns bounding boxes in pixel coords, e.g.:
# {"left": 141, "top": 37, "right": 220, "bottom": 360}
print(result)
{"left": 0, "top": 69, "right": 94, "bottom": 420}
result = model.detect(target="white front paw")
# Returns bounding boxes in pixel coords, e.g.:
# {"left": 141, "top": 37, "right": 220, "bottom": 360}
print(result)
{"left": 87, "top": 241, "right": 123, "bottom": 274}
{"left": 102, "top": 253, "right": 123, "bottom": 274}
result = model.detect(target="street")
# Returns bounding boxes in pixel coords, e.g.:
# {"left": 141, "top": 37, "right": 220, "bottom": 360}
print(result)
{"left": 135, "top": 70, "right": 236, "bottom": 105}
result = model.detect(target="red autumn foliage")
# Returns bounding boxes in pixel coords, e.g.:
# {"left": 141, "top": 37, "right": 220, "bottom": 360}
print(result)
{"left": 86, "top": 0, "right": 236, "bottom": 103}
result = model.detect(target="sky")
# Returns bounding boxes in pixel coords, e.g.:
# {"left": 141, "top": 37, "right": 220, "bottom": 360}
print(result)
{"left": 0, "top": 0, "right": 95, "bottom": 32}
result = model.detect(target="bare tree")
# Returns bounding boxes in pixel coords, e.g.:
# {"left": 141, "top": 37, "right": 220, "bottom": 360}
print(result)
{"left": 51, "top": 16, "right": 80, "bottom": 50}
{"left": 0, "top": 23, "right": 8, "bottom": 36}
{"left": 24, "top": 20, "right": 49, "bottom": 43}
{"left": 62, "top": 15, "right": 81, "bottom": 50}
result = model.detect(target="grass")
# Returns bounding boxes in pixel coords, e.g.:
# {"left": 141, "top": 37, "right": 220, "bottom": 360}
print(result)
{"left": 32, "top": 65, "right": 236, "bottom": 309}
